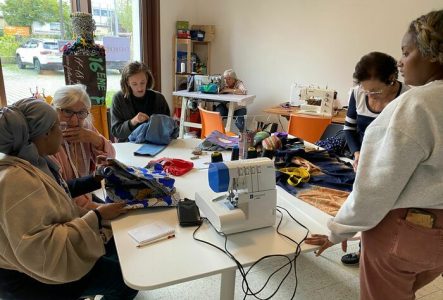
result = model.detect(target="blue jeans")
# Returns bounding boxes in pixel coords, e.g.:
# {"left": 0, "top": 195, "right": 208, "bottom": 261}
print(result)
{"left": 214, "top": 103, "right": 247, "bottom": 132}
{"left": 0, "top": 239, "right": 138, "bottom": 300}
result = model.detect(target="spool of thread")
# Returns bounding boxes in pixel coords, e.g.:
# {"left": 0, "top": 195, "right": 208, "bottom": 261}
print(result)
{"left": 246, "top": 147, "right": 257, "bottom": 159}
{"left": 231, "top": 145, "right": 239, "bottom": 161}
{"left": 262, "top": 149, "right": 275, "bottom": 159}
{"left": 211, "top": 151, "right": 223, "bottom": 163}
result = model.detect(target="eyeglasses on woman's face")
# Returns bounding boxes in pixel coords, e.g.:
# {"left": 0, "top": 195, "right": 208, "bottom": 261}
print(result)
{"left": 60, "top": 108, "right": 89, "bottom": 119}
{"left": 359, "top": 79, "right": 388, "bottom": 97}
{"left": 360, "top": 88, "right": 384, "bottom": 96}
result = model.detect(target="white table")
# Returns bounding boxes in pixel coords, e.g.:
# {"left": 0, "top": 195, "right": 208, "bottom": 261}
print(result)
{"left": 111, "top": 139, "right": 331, "bottom": 299}
{"left": 172, "top": 90, "right": 256, "bottom": 138}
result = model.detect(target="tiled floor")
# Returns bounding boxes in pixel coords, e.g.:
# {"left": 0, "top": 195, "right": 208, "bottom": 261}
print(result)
{"left": 130, "top": 241, "right": 443, "bottom": 299}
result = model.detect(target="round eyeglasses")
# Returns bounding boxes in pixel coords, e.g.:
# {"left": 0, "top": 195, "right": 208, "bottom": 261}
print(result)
{"left": 359, "top": 86, "right": 384, "bottom": 96}
{"left": 60, "top": 108, "right": 89, "bottom": 119}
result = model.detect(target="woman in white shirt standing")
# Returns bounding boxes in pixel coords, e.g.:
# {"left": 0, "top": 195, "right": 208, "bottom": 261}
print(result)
{"left": 306, "top": 9, "right": 443, "bottom": 300}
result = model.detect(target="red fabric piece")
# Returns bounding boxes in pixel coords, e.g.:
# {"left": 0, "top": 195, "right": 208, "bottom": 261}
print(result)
{"left": 150, "top": 157, "right": 194, "bottom": 176}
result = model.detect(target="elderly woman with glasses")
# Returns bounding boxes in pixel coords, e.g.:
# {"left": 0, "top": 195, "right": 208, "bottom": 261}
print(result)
{"left": 344, "top": 52, "right": 410, "bottom": 173}
{"left": 51, "top": 84, "right": 115, "bottom": 209}
{"left": 215, "top": 69, "right": 248, "bottom": 131}
{"left": 306, "top": 10, "right": 443, "bottom": 300}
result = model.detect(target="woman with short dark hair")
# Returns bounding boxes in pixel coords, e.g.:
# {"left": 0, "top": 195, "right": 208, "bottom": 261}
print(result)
{"left": 111, "top": 61, "right": 170, "bottom": 141}
{"left": 344, "top": 52, "right": 410, "bottom": 173}
{"left": 341, "top": 52, "right": 410, "bottom": 265}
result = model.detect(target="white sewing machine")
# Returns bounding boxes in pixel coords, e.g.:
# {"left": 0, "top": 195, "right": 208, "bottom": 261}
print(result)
{"left": 291, "top": 86, "right": 335, "bottom": 117}
{"left": 195, "top": 158, "right": 277, "bottom": 235}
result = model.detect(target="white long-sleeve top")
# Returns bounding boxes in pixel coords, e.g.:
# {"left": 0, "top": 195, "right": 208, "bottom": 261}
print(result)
{"left": 328, "top": 80, "right": 443, "bottom": 244}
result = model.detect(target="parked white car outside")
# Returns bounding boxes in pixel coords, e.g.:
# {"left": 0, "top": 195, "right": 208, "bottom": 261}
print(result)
{"left": 15, "top": 39, "right": 64, "bottom": 73}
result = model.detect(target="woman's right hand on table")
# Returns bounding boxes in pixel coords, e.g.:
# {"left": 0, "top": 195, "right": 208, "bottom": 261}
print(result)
{"left": 97, "top": 202, "right": 128, "bottom": 220}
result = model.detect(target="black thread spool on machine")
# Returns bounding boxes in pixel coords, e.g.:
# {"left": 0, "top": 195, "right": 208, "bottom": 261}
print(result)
{"left": 246, "top": 147, "right": 258, "bottom": 159}
{"left": 211, "top": 151, "right": 223, "bottom": 163}
{"left": 231, "top": 145, "right": 239, "bottom": 161}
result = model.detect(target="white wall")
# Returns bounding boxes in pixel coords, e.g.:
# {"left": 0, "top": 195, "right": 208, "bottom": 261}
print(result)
{"left": 160, "top": 0, "right": 442, "bottom": 118}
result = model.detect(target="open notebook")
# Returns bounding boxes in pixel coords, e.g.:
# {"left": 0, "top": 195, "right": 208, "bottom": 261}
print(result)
{"left": 128, "top": 222, "right": 175, "bottom": 247}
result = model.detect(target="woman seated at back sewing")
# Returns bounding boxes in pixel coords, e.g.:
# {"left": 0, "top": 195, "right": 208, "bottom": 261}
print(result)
{"left": 215, "top": 69, "right": 248, "bottom": 132}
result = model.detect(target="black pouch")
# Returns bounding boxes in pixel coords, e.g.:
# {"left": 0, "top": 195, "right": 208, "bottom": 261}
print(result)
{"left": 177, "top": 198, "right": 202, "bottom": 227}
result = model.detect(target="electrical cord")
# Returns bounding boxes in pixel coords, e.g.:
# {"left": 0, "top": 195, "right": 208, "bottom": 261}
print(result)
{"left": 192, "top": 205, "right": 310, "bottom": 299}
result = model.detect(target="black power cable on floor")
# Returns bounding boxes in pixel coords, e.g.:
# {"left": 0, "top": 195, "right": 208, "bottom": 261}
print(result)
{"left": 192, "top": 205, "right": 310, "bottom": 299}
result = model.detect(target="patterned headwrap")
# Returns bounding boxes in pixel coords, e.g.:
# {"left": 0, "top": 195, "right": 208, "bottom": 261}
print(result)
{"left": 0, "top": 98, "right": 58, "bottom": 176}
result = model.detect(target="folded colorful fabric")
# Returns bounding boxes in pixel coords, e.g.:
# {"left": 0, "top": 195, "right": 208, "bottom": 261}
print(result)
{"left": 102, "top": 158, "right": 180, "bottom": 209}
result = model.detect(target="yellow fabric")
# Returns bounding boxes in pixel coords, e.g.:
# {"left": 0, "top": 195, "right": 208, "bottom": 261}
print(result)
{"left": 278, "top": 167, "right": 310, "bottom": 186}
{"left": 90, "top": 105, "right": 109, "bottom": 139}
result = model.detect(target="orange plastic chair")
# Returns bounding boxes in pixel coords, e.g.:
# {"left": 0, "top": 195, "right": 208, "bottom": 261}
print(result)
{"left": 287, "top": 114, "right": 332, "bottom": 143}
{"left": 198, "top": 107, "right": 236, "bottom": 138}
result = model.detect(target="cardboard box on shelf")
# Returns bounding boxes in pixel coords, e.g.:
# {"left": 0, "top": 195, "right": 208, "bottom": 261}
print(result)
{"left": 176, "top": 21, "right": 189, "bottom": 31}
{"left": 191, "top": 25, "right": 215, "bottom": 42}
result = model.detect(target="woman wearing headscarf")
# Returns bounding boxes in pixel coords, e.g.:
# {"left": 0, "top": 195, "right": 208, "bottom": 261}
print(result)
{"left": 51, "top": 84, "right": 116, "bottom": 209}
{"left": 306, "top": 10, "right": 443, "bottom": 300}
{"left": 0, "top": 98, "right": 137, "bottom": 300}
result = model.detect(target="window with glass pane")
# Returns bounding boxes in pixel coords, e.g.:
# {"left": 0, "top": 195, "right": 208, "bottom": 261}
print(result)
{"left": 0, "top": 0, "right": 140, "bottom": 106}
{"left": 90, "top": 0, "right": 140, "bottom": 107}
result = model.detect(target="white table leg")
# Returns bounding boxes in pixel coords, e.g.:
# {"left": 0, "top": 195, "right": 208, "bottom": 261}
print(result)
{"left": 225, "top": 102, "right": 235, "bottom": 132}
{"left": 220, "top": 269, "right": 236, "bottom": 300}
{"left": 179, "top": 96, "right": 188, "bottom": 138}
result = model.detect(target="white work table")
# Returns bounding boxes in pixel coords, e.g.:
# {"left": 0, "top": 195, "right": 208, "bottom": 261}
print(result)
{"left": 172, "top": 90, "right": 256, "bottom": 138}
{"left": 111, "top": 139, "right": 331, "bottom": 299}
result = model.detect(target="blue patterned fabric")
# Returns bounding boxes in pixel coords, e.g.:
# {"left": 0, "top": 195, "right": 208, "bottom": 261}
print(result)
{"left": 103, "top": 159, "right": 180, "bottom": 209}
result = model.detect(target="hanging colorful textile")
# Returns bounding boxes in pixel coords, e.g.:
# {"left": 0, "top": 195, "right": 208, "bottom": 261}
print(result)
{"left": 62, "top": 12, "right": 108, "bottom": 138}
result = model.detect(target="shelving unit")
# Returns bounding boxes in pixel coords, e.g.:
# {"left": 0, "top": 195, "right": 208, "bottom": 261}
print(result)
{"left": 172, "top": 37, "right": 211, "bottom": 92}
{"left": 172, "top": 37, "right": 211, "bottom": 136}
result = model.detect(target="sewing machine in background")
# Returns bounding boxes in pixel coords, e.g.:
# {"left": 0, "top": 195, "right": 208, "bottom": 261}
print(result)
{"left": 290, "top": 85, "right": 336, "bottom": 117}
{"left": 195, "top": 158, "right": 277, "bottom": 234}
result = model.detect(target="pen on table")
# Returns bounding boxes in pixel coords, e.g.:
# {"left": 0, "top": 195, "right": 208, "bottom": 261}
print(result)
{"left": 136, "top": 234, "right": 175, "bottom": 248}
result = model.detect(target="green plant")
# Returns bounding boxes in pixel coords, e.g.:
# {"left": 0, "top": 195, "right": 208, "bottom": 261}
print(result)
{"left": 0, "top": 35, "right": 22, "bottom": 58}
{"left": 106, "top": 91, "right": 116, "bottom": 108}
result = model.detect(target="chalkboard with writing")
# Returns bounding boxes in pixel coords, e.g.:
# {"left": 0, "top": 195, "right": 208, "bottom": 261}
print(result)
{"left": 63, "top": 55, "right": 107, "bottom": 105}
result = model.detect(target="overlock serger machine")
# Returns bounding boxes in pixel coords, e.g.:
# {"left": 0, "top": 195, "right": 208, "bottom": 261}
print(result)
{"left": 195, "top": 158, "right": 277, "bottom": 234}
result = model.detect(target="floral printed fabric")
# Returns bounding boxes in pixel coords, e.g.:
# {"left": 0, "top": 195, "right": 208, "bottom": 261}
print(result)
{"left": 103, "top": 159, "right": 180, "bottom": 209}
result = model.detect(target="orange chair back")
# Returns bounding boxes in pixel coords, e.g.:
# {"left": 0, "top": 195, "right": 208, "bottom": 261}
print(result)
{"left": 288, "top": 114, "right": 332, "bottom": 143}
{"left": 199, "top": 107, "right": 227, "bottom": 138}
